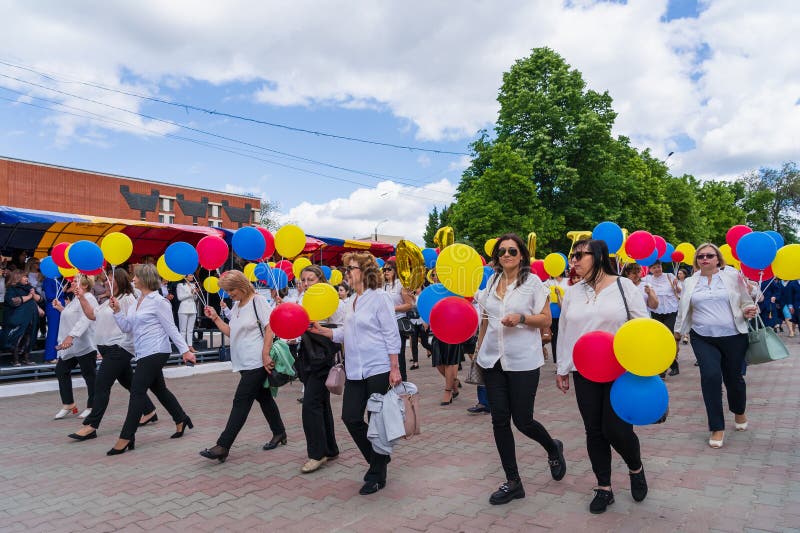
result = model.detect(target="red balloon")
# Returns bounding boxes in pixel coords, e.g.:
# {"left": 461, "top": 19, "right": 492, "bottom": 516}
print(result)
{"left": 256, "top": 227, "right": 276, "bottom": 260}
{"left": 196, "top": 236, "right": 229, "bottom": 270}
{"left": 269, "top": 303, "right": 309, "bottom": 339}
{"left": 274, "top": 259, "right": 295, "bottom": 281}
{"left": 387, "top": 256, "right": 396, "bottom": 262}
{"left": 640, "top": 266, "right": 649, "bottom": 278}
{"left": 625, "top": 231, "right": 656, "bottom": 260}
{"left": 430, "top": 297, "right": 478, "bottom": 344}
{"left": 573, "top": 330, "right": 625, "bottom": 383}
{"left": 52, "top": 242, "right": 72, "bottom": 269}
{"left": 670, "top": 251, "right": 684, "bottom": 262}
{"left": 726, "top": 225, "right": 752, "bottom": 260}
{"left": 480, "top": 255, "right": 487, "bottom": 266}
{"left": 530, "top": 259, "right": 547, "bottom": 281}
{"left": 83, "top": 259, "right": 108, "bottom": 276}
{"left": 653, "top": 235, "right": 667, "bottom": 258}
{"left": 741, "top": 263, "right": 774, "bottom": 281}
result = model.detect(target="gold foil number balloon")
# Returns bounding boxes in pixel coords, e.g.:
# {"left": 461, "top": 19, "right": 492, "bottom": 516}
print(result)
{"left": 434, "top": 226, "right": 454, "bottom": 250}
{"left": 527, "top": 232, "right": 537, "bottom": 259}
{"left": 395, "top": 240, "right": 425, "bottom": 290}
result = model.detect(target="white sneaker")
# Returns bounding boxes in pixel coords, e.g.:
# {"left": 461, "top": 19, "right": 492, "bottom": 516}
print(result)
{"left": 78, "top": 408, "right": 92, "bottom": 419}
{"left": 54, "top": 406, "right": 78, "bottom": 419}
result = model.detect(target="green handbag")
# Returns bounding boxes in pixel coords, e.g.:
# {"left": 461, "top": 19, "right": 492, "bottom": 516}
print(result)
{"left": 746, "top": 315, "right": 790, "bottom": 365}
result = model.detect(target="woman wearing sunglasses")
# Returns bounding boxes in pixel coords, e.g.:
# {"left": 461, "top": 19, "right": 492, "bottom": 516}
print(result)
{"left": 556, "top": 239, "right": 649, "bottom": 514}
{"left": 674, "top": 243, "right": 758, "bottom": 449}
{"left": 475, "top": 233, "right": 566, "bottom": 506}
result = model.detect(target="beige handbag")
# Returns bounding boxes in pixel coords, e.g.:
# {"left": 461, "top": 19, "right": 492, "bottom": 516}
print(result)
{"left": 397, "top": 383, "right": 421, "bottom": 438}
{"left": 325, "top": 353, "right": 345, "bottom": 395}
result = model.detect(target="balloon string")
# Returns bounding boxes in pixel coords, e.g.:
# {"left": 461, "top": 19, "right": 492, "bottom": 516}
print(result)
{"left": 190, "top": 278, "right": 208, "bottom": 308}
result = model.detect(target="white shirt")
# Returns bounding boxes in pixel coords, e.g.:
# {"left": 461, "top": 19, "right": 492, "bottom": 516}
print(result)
{"left": 687, "top": 273, "right": 739, "bottom": 337}
{"left": 176, "top": 282, "right": 198, "bottom": 314}
{"left": 113, "top": 291, "right": 190, "bottom": 360}
{"left": 383, "top": 280, "right": 406, "bottom": 320}
{"left": 556, "top": 277, "right": 649, "bottom": 376}
{"left": 645, "top": 273, "right": 679, "bottom": 314}
{"left": 57, "top": 294, "right": 99, "bottom": 360}
{"left": 675, "top": 269, "right": 755, "bottom": 336}
{"left": 228, "top": 294, "right": 272, "bottom": 372}
{"left": 94, "top": 293, "right": 136, "bottom": 354}
{"left": 476, "top": 273, "right": 548, "bottom": 371}
{"left": 326, "top": 299, "right": 347, "bottom": 327}
{"left": 332, "top": 289, "right": 401, "bottom": 380}
{"left": 635, "top": 282, "right": 656, "bottom": 312}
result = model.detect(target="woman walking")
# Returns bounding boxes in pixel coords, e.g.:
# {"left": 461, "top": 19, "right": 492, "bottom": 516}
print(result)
{"left": 475, "top": 233, "right": 566, "bottom": 505}
{"left": 107, "top": 264, "right": 196, "bottom": 455}
{"left": 382, "top": 259, "right": 414, "bottom": 381}
{"left": 176, "top": 275, "right": 198, "bottom": 348}
{"left": 556, "top": 239, "right": 650, "bottom": 514}
{"left": 199, "top": 270, "right": 286, "bottom": 463}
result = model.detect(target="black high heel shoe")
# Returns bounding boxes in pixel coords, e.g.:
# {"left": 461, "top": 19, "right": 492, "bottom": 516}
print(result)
{"left": 262, "top": 433, "right": 287, "bottom": 450}
{"left": 440, "top": 389, "right": 453, "bottom": 406}
{"left": 138, "top": 413, "right": 158, "bottom": 427}
{"left": 171, "top": 417, "right": 193, "bottom": 439}
{"left": 68, "top": 430, "right": 97, "bottom": 441}
{"left": 107, "top": 438, "right": 135, "bottom": 456}
{"left": 199, "top": 445, "right": 229, "bottom": 463}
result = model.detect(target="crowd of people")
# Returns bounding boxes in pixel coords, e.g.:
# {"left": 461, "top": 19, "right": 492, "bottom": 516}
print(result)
{"left": 0, "top": 236, "right": 788, "bottom": 513}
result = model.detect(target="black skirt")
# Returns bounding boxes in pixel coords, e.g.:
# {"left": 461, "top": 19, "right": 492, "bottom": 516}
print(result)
{"left": 431, "top": 337, "right": 464, "bottom": 367}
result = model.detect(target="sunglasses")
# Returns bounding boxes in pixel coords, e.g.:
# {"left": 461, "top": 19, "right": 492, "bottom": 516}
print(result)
{"left": 696, "top": 253, "right": 717, "bottom": 260}
{"left": 570, "top": 251, "right": 590, "bottom": 261}
{"left": 345, "top": 266, "right": 361, "bottom": 272}
{"left": 382, "top": 267, "right": 394, "bottom": 272}
{"left": 498, "top": 247, "right": 519, "bottom": 257}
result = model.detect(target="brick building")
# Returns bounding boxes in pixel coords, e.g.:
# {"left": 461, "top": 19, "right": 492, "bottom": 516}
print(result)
{"left": 0, "top": 156, "right": 260, "bottom": 228}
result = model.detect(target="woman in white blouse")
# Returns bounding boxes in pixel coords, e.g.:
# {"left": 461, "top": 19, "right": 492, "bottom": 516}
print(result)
{"left": 475, "top": 234, "right": 566, "bottom": 506}
{"left": 556, "top": 239, "right": 649, "bottom": 514}
{"left": 674, "top": 243, "right": 757, "bottom": 449}
{"left": 176, "top": 275, "right": 198, "bottom": 349}
{"left": 107, "top": 264, "right": 196, "bottom": 455}
{"left": 52, "top": 275, "right": 99, "bottom": 420}
{"left": 199, "top": 270, "right": 286, "bottom": 463}
{"left": 311, "top": 252, "right": 401, "bottom": 496}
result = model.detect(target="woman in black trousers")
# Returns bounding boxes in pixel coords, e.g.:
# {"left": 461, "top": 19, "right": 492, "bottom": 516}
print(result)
{"left": 199, "top": 270, "right": 286, "bottom": 463}
{"left": 107, "top": 264, "right": 196, "bottom": 455}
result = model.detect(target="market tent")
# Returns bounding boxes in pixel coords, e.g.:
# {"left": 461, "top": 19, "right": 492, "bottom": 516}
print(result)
{"left": 305, "top": 234, "right": 394, "bottom": 265}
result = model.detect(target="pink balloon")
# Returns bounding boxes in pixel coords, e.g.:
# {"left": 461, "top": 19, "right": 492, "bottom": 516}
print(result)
{"left": 726, "top": 225, "right": 752, "bottom": 260}
{"left": 625, "top": 231, "right": 656, "bottom": 260}
{"left": 640, "top": 266, "right": 649, "bottom": 278}
{"left": 430, "top": 297, "right": 478, "bottom": 344}
{"left": 256, "top": 227, "right": 276, "bottom": 260}
{"left": 653, "top": 235, "right": 667, "bottom": 258}
{"left": 275, "top": 259, "right": 294, "bottom": 281}
{"left": 671, "top": 251, "right": 684, "bottom": 262}
{"left": 270, "top": 303, "right": 309, "bottom": 339}
{"left": 52, "top": 242, "right": 72, "bottom": 269}
{"left": 530, "top": 259, "right": 547, "bottom": 281}
{"left": 573, "top": 331, "right": 625, "bottom": 383}
{"left": 196, "top": 236, "right": 229, "bottom": 270}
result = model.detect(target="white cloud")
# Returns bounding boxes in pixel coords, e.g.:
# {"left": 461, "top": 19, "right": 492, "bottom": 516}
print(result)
{"left": 416, "top": 154, "right": 431, "bottom": 168}
{"left": 448, "top": 155, "right": 472, "bottom": 172}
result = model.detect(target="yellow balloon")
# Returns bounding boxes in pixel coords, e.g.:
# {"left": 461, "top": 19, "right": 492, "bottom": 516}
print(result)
{"left": 675, "top": 242, "right": 696, "bottom": 265}
{"left": 613, "top": 317, "right": 675, "bottom": 376}
{"left": 243, "top": 263, "right": 258, "bottom": 282}
{"left": 268, "top": 261, "right": 276, "bottom": 268}
{"left": 426, "top": 270, "right": 435, "bottom": 284}
{"left": 719, "top": 244, "right": 735, "bottom": 264}
{"left": 772, "top": 244, "right": 800, "bottom": 280}
{"left": 484, "top": 238, "right": 498, "bottom": 257}
{"left": 329, "top": 269, "right": 343, "bottom": 285}
{"left": 527, "top": 232, "right": 537, "bottom": 259}
{"left": 302, "top": 283, "right": 339, "bottom": 321}
{"left": 203, "top": 276, "right": 220, "bottom": 293}
{"left": 435, "top": 243, "right": 483, "bottom": 297}
{"left": 434, "top": 226, "right": 454, "bottom": 250}
{"left": 549, "top": 285, "right": 564, "bottom": 303}
{"left": 101, "top": 232, "right": 133, "bottom": 266}
{"left": 616, "top": 247, "right": 635, "bottom": 264}
{"left": 58, "top": 266, "right": 78, "bottom": 278}
{"left": 157, "top": 256, "right": 184, "bottom": 282}
{"left": 395, "top": 240, "right": 425, "bottom": 290}
{"left": 292, "top": 257, "right": 312, "bottom": 279}
{"left": 543, "top": 253, "right": 567, "bottom": 277}
{"left": 275, "top": 224, "right": 306, "bottom": 258}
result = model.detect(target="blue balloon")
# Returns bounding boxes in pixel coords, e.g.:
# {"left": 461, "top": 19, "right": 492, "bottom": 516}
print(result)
{"left": 67, "top": 240, "right": 104, "bottom": 272}
{"left": 375, "top": 258, "right": 385, "bottom": 268}
{"left": 550, "top": 302, "right": 561, "bottom": 319}
{"left": 164, "top": 241, "right": 199, "bottom": 275}
{"left": 765, "top": 230, "right": 784, "bottom": 249}
{"left": 232, "top": 226, "right": 266, "bottom": 261}
{"left": 659, "top": 243, "right": 675, "bottom": 262}
{"left": 218, "top": 289, "right": 229, "bottom": 299}
{"left": 40, "top": 256, "right": 61, "bottom": 279}
{"left": 478, "top": 265, "right": 495, "bottom": 290}
{"left": 610, "top": 372, "right": 669, "bottom": 425}
{"left": 422, "top": 248, "right": 438, "bottom": 269}
{"left": 254, "top": 263, "right": 271, "bottom": 281}
{"left": 736, "top": 231, "right": 778, "bottom": 270}
{"left": 266, "top": 268, "right": 288, "bottom": 290}
{"left": 417, "top": 283, "right": 457, "bottom": 323}
{"left": 637, "top": 248, "right": 660, "bottom": 267}
{"left": 321, "top": 265, "right": 332, "bottom": 279}
{"left": 557, "top": 252, "right": 569, "bottom": 266}
{"left": 592, "top": 221, "right": 624, "bottom": 253}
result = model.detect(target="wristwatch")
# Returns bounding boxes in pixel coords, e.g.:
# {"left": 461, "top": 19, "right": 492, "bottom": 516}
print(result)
{"left": 518, "top": 314, "right": 526, "bottom": 326}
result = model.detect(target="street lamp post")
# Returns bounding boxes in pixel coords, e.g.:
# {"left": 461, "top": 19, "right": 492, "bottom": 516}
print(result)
{"left": 374, "top": 218, "right": 388, "bottom": 241}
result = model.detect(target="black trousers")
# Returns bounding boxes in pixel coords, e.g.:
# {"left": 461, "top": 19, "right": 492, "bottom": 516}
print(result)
{"left": 83, "top": 345, "right": 155, "bottom": 429}
{"left": 119, "top": 353, "right": 187, "bottom": 440}
{"left": 551, "top": 318, "right": 559, "bottom": 364}
{"left": 218, "top": 367, "right": 285, "bottom": 449}
{"left": 652, "top": 312, "right": 679, "bottom": 371}
{"left": 396, "top": 327, "right": 408, "bottom": 382}
{"left": 689, "top": 330, "right": 748, "bottom": 431}
{"left": 573, "top": 371, "right": 642, "bottom": 487}
{"left": 341, "top": 372, "right": 391, "bottom": 483}
{"left": 302, "top": 372, "right": 339, "bottom": 460}
{"left": 483, "top": 362, "right": 558, "bottom": 481}
{"left": 55, "top": 351, "right": 97, "bottom": 407}
{"left": 405, "top": 325, "right": 421, "bottom": 363}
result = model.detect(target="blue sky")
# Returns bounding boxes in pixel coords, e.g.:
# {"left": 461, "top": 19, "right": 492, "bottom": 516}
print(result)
{"left": 1, "top": 0, "right": 797, "bottom": 244}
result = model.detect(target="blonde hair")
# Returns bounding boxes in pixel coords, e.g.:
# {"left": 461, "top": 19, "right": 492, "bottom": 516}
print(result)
{"left": 218, "top": 270, "right": 256, "bottom": 298}
{"left": 75, "top": 274, "right": 94, "bottom": 291}
{"left": 693, "top": 243, "right": 725, "bottom": 269}
{"left": 342, "top": 252, "right": 381, "bottom": 290}
{"left": 134, "top": 264, "right": 161, "bottom": 291}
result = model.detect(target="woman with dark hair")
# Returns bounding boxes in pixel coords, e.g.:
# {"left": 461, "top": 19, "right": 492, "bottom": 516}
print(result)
{"left": 382, "top": 259, "right": 414, "bottom": 382}
{"left": 2, "top": 270, "right": 42, "bottom": 366}
{"left": 310, "top": 252, "right": 401, "bottom": 496}
{"left": 556, "top": 239, "right": 650, "bottom": 514}
{"left": 68, "top": 269, "right": 157, "bottom": 440}
{"left": 475, "top": 233, "right": 566, "bottom": 505}
{"left": 621, "top": 263, "right": 658, "bottom": 312}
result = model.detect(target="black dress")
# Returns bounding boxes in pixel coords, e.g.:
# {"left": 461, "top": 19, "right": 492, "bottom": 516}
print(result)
{"left": 430, "top": 336, "right": 464, "bottom": 367}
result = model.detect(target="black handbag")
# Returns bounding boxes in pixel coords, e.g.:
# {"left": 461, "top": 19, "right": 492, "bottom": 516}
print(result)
{"left": 406, "top": 307, "right": 420, "bottom": 320}
{"left": 397, "top": 317, "right": 414, "bottom": 335}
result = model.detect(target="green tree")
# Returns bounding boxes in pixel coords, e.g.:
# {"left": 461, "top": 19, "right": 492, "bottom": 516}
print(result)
{"left": 422, "top": 206, "right": 439, "bottom": 247}
{"left": 740, "top": 162, "right": 800, "bottom": 241}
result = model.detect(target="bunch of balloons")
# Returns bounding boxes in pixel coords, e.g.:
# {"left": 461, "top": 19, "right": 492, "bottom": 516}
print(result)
{"left": 591, "top": 221, "right": 696, "bottom": 268}
{"left": 39, "top": 232, "right": 135, "bottom": 281}
{"left": 725, "top": 224, "right": 799, "bottom": 281}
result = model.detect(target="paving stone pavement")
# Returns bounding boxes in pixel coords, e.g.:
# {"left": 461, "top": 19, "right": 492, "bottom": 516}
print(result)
{"left": 1, "top": 339, "right": 799, "bottom": 532}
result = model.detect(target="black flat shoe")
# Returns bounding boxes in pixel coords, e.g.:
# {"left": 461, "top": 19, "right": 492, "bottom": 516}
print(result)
{"left": 107, "top": 438, "right": 135, "bottom": 456}
{"left": 170, "top": 417, "right": 193, "bottom": 439}
{"left": 199, "top": 445, "right": 229, "bottom": 463}
{"left": 262, "top": 433, "right": 287, "bottom": 450}
{"left": 489, "top": 479, "right": 525, "bottom": 505}
{"left": 589, "top": 489, "right": 614, "bottom": 514}
{"left": 629, "top": 467, "right": 648, "bottom": 502}
{"left": 138, "top": 413, "right": 158, "bottom": 427}
{"left": 409, "top": 363, "right": 419, "bottom": 370}
{"left": 668, "top": 368, "right": 680, "bottom": 376}
{"left": 548, "top": 439, "right": 566, "bottom": 481}
{"left": 68, "top": 430, "right": 97, "bottom": 441}
{"left": 358, "top": 480, "right": 386, "bottom": 495}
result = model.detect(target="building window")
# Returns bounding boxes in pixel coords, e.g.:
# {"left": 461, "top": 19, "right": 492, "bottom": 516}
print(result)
{"left": 161, "top": 197, "right": 174, "bottom": 212}
{"left": 209, "top": 204, "right": 221, "bottom": 218}
{"left": 251, "top": 209, "right": 259, "bottom": 224}
{"left": 208, "top": 219, "right": 222, "bottom": 228}
{"left": 159, "top": 213, "right": 175, "bottom": 224}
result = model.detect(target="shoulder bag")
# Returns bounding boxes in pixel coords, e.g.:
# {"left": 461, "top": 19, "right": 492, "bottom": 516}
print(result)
{"left": 325, "top": 351, "right": 345, "bottom": 395}
{"left": 746, "top": 314, "right": 790, "bottom": 365}
{"left": 253, "top": 299, "right": 296, "bottom": 388}
{"left": 616, "top": 277, "right": 632, "bottom": 321}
